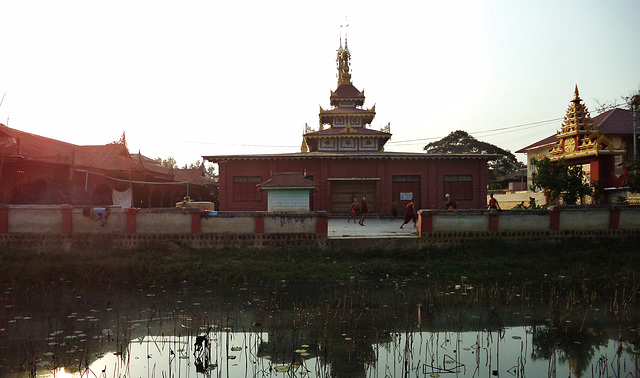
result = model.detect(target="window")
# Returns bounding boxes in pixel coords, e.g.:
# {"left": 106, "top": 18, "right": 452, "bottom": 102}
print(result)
{"left": 233, "top": 176, "right": 262, "bottom": 201}
{"left": 393, "top": 175, "right": 420, "bottom": 182}
{"left": 443, "top": 175, "right": 473, "bottom": 200}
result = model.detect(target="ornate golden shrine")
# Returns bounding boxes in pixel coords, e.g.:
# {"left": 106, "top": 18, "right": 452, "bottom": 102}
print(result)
{"left": 549, "top": 86, "right": 624, "bottom": 161}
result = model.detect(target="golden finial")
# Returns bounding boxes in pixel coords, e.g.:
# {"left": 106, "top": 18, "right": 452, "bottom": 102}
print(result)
{"left": 572, "top": 85, "right": 581, "bottom": 102}
{"left": 301, "top": 138, "right": 308, "bottom": 152}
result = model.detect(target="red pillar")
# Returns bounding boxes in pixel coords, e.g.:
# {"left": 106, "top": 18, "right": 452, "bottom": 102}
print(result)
{"left": 61, "top": 205, "right": 73, "bottom": 234}
{"left": 0, "top": 206, "right": 8, "bottom": 234}
{"left": 550, "top": 208, "right": 561, "bottom": 231}
{"left": 254, "top": 213, "right": 264, "bottom": 234}
{"left": 489, "top": 213, "right": 499, "bottom": 232}
{"left": 609, "top": 208, "right": 621, "bottom": 230}
{"left": 316, "top": 213, "right": 328, "bottom": 235}
{"left": 126, "top": 208, "right": 138, "bottom": 234}
{"left": 418, "top": 211, "right": 433, "bottom": 236}
{"left": 191, "top": 211, "right": 202, "bottom": 234}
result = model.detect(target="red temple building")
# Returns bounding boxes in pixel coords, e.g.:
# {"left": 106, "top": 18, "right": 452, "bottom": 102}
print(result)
{"left": 204, "top": 38, "right": 492, "bottom": 214}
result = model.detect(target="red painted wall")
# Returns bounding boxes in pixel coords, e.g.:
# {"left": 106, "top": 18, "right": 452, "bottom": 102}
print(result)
{"left": 217, "top": 157, "right": 489, "bottom": 213}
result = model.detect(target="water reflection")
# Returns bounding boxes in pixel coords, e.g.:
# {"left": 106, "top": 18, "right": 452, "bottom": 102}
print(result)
{"left": 0, "top": 279, "right": 638, "bottom": 377}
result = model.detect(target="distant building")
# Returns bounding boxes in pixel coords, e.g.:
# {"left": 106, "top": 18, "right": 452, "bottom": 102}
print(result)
{"left": 0, "top": 125, "right": 215, "bottom": 206}
{"left": 516, "top": 86, "right": 637, "bottom": 199}
{"left": 204, "top": 38, "right": 492, "bottom": 214}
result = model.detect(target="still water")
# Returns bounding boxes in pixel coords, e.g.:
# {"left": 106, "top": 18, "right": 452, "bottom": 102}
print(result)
{"left": 1, "top": 279, "right": 638, "bottom": 377}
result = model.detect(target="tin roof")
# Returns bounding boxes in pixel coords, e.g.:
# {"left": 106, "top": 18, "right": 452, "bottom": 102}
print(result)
{"left": 257, "top": 172, "right": 318, "bottom": 189}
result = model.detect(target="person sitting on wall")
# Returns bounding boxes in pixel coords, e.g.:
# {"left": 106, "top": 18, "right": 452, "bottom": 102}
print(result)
{"left": 488, "top": 193, "right": 501, "bottom": 210}
{"left": 444, "top": 194, "right": 457, "bottom": 210}
{"left": 400, "top": 200, "right": 416, "bottom": 229}
{"left": 93, "top": 207, "right": 109, "bottom": 226}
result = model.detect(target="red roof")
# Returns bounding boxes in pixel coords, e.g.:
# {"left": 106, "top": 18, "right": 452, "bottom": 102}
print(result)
{"left": 0, "top": 123, "right": 180, "bottom": 182}
{"left": 74, "top": 144, "right": 137, "bottom": 171}
{"left": 1, "top": 124, "right": 76, "bottom": 164}
{"left": 515, "top": 134, "right": 558, "bottom": 153}
{"left": 173, "top": 167, "right": 216, "bottom": 186}
{"left": 257, "top": 172, "right": 318, "bottom": 188}
{"left": 593, "top": 108, "right": 634, "bottom": 134}
{"left": 304, "top": 127, "right": 390, "bottom": 138}
{"left": 331, "top": 84, "right": 364, "bottom": 99}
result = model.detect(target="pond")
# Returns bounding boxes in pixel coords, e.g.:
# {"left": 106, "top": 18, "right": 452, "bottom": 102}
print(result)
{"left": 1, "top": 278, "right": 638, "bottom": 377}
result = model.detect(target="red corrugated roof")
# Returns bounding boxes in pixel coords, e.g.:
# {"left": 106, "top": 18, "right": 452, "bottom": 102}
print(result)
{"left": 1, "top": 124, "right": 76, "bottom": 164}
{"left": 331, "top": 84, "right": 363, "bottom": 99}
{"left": 593, "top": 108, "right": 634, "bottom": 135}
{"left": 257, "top": 172, "right": 318, "bottom": 188}
{"left": 74, "top": 144, "right": 136, "bottom": 171}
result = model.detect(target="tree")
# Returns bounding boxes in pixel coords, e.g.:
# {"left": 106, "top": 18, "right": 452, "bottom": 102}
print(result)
{"left": 423, "top": 130, "right": 525, "bottom": 180}
{"left": 621, "top": 159, "right": 640, "bottom": 194}
{"left": 182, "top": 160, "right": 216, "bottom": 178}
{"left": 154, "top": 157, "right": 217, "bottom": 178}
{"left": 530, "top": 157, "right": 591, "bottom": 205}
{"left": 154, "top": 156, "right": 178, "bottom": 169}
{"left": 593, "top": 85, "right": 640, "bottom": 113}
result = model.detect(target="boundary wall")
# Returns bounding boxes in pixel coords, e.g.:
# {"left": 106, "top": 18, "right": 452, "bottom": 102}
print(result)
{"left": 1, "top": 205, "right": 639, "bottom": 252}
{"left": 418, "top": 205, "right": 640, "bottom": 244}
{"left": 0, "top": 206, "right": 328, "bottom": 251}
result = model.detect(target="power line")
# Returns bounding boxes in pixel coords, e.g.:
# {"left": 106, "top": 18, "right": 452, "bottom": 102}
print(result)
{"left": 185, "top": 116, "right": 566, "bottom": 149}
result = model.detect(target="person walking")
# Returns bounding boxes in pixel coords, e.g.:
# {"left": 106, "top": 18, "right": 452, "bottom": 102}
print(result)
{"left": 488, "top": 193, "right": 501, "bottom": 210}
{"left": 400, "top": 199, "right": 416, "bottom": 228}
{"left": 358, "top": 194, "right": 368, "bottom": 226}
{"left": 348, "top": 197, "right": 359, "bottom": 223}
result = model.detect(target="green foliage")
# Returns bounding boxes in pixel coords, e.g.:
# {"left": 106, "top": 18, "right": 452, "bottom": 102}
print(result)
{"left": 154, "top": 157, "right": 217, "bottom": 177}
{"left": 423, "top": 130, "right": 525, "bottom": 180}
{"left": 621, "top": 159, "right": 640, "bottom": 194}
{"left": 530, "top": 157, "right": 591, "bottom": 205}
{"left": 154, "top": 156, "right": 178, "bottom": 169}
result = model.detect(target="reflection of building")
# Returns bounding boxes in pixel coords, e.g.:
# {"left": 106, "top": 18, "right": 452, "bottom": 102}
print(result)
{"left": 205, "top": 38, "right": 491, "bottom": 213}
{"left": 0, "top": 125, "right": 215, "bottom": 206}
{"left": 517, "top": 86, "right": 637, "bottom": 194}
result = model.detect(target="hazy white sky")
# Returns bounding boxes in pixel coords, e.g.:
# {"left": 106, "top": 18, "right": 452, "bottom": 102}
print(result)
{"left": 1, "top": 1, "right": 639, "bottom": 166}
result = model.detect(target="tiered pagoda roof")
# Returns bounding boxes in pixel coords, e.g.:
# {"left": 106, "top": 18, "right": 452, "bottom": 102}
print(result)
{"left": 548, "top": 86, "right": 624, "bottom": 160}
{"left": 302, "top": 37, "right": 390, "bottom": 152}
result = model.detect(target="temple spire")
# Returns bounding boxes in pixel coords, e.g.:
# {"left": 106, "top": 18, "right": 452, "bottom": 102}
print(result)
{"left": 337, "top": 21, "right": 352, "bottom": 86}
{"left": 572, "top": 84, "right": 581, "bottom": 102}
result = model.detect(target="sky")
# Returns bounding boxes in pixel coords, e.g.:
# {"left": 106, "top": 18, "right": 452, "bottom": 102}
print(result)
{"left": 1, "top": 1, "right": 639, "bottom": 167}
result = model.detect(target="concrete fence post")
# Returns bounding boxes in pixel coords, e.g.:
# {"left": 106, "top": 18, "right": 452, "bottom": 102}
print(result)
{"left": 126, "top": 208, "right": 138, "bottom": 234}
{"left": 418, "top": 211, "right": 433, "bottom": 236}
{"left": 489, "top": 212, "right": 500, "bottom": 232}
{"left": 550, "top": 207, "right": 561, "bottom": 231}
{"left": 316, "top": 212, "right": 328, "bottom": 235}
{"left": 61, "top": 205, "right": 73, "bottom": 234}
{"left": 609, "top": 208, "right": 621, "bottom": 230}
{"left": 254, "top": 213, "right": 264, "bottom": 234}
{"left": 191, "top": 211, "right": 202, "bottom": 234}
{"left": 0, "top": 206, "right": 8, "bottom": 234}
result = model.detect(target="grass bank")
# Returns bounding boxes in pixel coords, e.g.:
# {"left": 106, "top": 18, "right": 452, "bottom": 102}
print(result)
{"left": 1, "top": 236, "right": 639, "bottom": 287}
